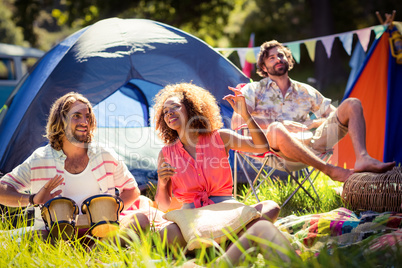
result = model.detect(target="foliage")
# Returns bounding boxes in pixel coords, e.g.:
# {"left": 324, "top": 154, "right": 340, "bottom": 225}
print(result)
{"left": 238, "top": 170, "right": 346, "bottom": 217}
{"left": 10, "top": 0, "right": 235, "bottom": 47}
{"left": 226, "top": 0, "right": 402, "bottom": 46}
{"left": 0, "top": 1, "right": 25, "bottom": 45}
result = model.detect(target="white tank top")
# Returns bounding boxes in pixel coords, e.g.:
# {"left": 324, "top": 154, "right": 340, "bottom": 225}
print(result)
{"left": 63, "top": 164, "right": 100, "bottom": 214}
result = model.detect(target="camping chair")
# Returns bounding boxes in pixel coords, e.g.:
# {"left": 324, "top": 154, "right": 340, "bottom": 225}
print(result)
{"left": 232, "top": 124, "right": 333, "bottom": 208}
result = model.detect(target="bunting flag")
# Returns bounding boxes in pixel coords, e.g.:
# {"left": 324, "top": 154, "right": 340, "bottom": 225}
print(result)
{"left": 215, "top": 25, "right": 387, "bottom": 64}
{"left": 339, "top": 33, "right": 353, "bottom": 55}
{"left": 286, "top": 42, "right": 301, "bottom": 63}
{"left": 305, "top": 40, "right": 317, "bottom": 62}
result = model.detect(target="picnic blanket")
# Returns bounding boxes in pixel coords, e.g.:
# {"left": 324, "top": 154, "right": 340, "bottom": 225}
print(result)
{"left": 274, "top": 207, "right": 402, "bottom": 260}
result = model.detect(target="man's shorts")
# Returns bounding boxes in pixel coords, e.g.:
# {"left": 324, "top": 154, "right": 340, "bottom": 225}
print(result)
{"left": 264, "top": 111, "right": 348, "bottom": 171}
{"left": 310, "top": 111, "right": 348, "bottom": 154}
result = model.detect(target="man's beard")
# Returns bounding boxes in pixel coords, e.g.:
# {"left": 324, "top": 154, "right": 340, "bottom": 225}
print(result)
{"left": 267, "top": 62, "right": 289, "bottom": 76}
{"left": 66, "top": 128, "right": 89, "bottom": 144}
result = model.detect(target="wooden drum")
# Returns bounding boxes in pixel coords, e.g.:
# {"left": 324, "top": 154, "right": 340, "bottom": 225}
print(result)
{"left": 41, "top": 197, "right": 79, "bottom": 240}
{"left": 81, "top": 194, "right": 124, "bottom": 238}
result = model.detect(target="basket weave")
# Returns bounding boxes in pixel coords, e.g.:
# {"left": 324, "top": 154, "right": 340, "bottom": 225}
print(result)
{"left": 342, "top": 166, "right": 402, "bottom": 213}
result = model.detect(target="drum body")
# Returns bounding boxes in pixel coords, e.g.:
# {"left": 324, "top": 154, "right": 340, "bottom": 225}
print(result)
{"left": 81, "top": 194, "right": 124, "bottom": 237}
{"left": 41, "top": 197, "right": 79, "bottom": 240}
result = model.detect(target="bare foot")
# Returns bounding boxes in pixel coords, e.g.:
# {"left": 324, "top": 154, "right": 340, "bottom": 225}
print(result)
{"left": 354, "top": 156, "right": 395, "bottom": 173}
{"left": 327, "top": 165, "right": 354, "bottom": 182}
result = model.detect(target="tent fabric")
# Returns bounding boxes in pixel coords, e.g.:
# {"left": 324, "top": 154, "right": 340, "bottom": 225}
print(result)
{"left": 0, "top": 18, "right": 248, "bottom": 176}
{"left": 334, "top": 26, "right": 402, "bottom": 168}
{"left": 384, "top": 38, "right": 402, "bottom": 163}
{"left": 345, "top": 42, "right": 366, "bottom": 91}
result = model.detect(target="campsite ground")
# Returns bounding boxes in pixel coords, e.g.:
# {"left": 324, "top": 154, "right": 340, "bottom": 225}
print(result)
{"left": 1, "top": 171, "right": 401, "bottom": 267}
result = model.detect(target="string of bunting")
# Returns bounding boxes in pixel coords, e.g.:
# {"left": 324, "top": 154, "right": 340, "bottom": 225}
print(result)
{"left": 215, "top": 25, "right": 386, "bottom": 68}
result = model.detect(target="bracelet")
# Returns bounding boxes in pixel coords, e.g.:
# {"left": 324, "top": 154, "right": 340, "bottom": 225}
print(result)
{"left": 29, "top": 194, "right": 39, "bottom": 207}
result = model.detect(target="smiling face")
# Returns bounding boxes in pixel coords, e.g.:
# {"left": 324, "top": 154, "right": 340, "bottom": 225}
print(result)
{"left": 262, "top": 46, "right": 290, "bottom": 77}
{"left": 65, "top": 101, "right": 92, "bottom": 144}
{"left": 163, "top": 96, "right": 188, "bottom": 132}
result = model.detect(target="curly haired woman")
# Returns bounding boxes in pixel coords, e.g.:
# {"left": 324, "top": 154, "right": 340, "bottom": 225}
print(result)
{"left": 153, "top": 83, "right": 294, "bottom": 266}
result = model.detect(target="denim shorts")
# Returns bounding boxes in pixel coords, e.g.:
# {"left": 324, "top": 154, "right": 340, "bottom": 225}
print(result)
{"left": 181, "top": 196, "right": 235, "bottom": 209}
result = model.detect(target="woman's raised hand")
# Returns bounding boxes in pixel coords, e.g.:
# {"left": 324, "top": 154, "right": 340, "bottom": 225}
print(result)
{"left": 157, "top": 162, "right": 176, "bottom": 187}
{"left": 33, "top": 175, "right": 64, "bottom": 205}
{"left": 223, "top": 86, "right": 249, "bottom": 118}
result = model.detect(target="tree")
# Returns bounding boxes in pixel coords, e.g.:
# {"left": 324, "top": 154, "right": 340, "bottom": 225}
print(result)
{"left": 12, "top": 0, "right": 235, "bottom": 47}
{"left": 0, "top": 1, "right": 25, "bottom": 45}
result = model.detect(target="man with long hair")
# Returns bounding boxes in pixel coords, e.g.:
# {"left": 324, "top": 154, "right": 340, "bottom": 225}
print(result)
{"left": 232, "top": 40, "right": 395, "bottom": 182}
{"left": 0, "top": 92, "right": 148, "bottom": 238}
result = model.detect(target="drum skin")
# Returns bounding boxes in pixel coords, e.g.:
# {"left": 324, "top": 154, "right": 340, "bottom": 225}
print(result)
{"left": 81, "top": 194, "right": 124, "bottom": 237}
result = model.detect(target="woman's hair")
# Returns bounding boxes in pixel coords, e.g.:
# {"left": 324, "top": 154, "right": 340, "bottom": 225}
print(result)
{"left": 256, "top": 40, "right": 295, "bottom": 77}
{"left": 153, "top": 83, "right": 223, "bottom": 144}
{"left": 45, "top": 92, "right": 96, "bottom": 150}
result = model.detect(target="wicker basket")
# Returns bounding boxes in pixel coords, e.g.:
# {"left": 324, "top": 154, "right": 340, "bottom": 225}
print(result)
{"left": 342, "top": 166, "right": 402, "bottom": 213}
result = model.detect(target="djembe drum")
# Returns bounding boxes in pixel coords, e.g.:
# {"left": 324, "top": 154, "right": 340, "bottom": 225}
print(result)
{"left": 41, "top": 197, "right": 79, "bottom": 240}
{"left": 81, "top": 194, "right": 124, "bottom": 238}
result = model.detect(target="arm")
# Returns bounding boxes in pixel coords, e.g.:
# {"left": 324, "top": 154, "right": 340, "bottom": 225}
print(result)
{"left": 0, "top": 175, "right": 63, "bottom": 207}
{"left": 0, "top": 183, "right": 30, "bottom": 207}
{"left": 119, "top": 187, "right": 141, "bottom": 210}
{"left": 109, "top": 148, "right": 141, "bottom": 208}
{"left": 231, "top": 104, "right": 275, "bottom": 131}
{"left": 223, "top": 87, "right": 270, "bottom": 154}
{"left": 154, "top": 151, "right": 174, "bottom": 212}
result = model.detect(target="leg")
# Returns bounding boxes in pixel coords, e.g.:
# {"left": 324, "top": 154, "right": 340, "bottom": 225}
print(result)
{"left": 120, "top": 211, "right": 150, "bottom": 234}
{"left": 159, "top": 222, "right": 187, "bottom": 248}
{"left": 251, "top": 200, "right": 280, "bottom": 222}
{"left": 217, "top": 221, "right": 294, "bottom": 266}
{"left": 267, "top": 122, "right": 352, "bottom": 182}
{"left": 105, "top": 211, "right": 150, "bottom": 248}
{"left": 336, "top": 98, "right": 395, "bottom": 173}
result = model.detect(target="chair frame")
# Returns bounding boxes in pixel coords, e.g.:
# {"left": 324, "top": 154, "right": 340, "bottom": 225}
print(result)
{"left": 233, "top": 138, "right": 333, "bottom": 208}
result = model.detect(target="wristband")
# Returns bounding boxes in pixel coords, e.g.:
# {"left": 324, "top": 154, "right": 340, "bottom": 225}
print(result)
{"left": 29, "top": 194, "right": 39, "bottom": 207}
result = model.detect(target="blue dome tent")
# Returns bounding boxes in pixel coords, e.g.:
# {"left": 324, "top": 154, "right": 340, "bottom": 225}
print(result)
{"left": 0, "top": 18, "right": 248, "bottom": 188}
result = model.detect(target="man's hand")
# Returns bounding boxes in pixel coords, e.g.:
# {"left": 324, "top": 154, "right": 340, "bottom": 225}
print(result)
{"left": 33, "top": 175, "right": 64, "bottom": 205}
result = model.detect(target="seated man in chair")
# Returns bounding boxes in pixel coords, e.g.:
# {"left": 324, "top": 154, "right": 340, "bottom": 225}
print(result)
{"left": 232, "top": 40, "right": 395, "bottom": 182}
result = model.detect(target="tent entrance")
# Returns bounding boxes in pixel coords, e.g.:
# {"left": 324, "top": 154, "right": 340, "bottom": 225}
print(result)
{"left": 93, "top": 80, "right": 164, "bottom": 189}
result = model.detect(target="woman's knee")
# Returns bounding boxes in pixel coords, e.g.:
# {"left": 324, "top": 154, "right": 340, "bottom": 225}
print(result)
{"left": 253, "top": 200, "right": 280, "bottom": 222}
{"left": 159, "top": 223, "right": 186, "bottom": 247}
{"left": 121, "top": 212, "right": 150, "bottom": 233}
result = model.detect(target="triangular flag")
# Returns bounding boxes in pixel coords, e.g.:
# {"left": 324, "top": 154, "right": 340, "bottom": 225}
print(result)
{"left": 286, "top": 42, "right": 301, "bottom": 63}
{"left": 253, "top": 47, "right": 260, "bottom": 60}
{"left": 243, "top": 33, "right": 255, "bottom": 77}
{"left": 372, "top": 25, "right": 386, "bottom": 39}
{"left": 339, "top": 33, "right": 353, "bottom": 55}
{"left": 304, "top": 40, "right": 317, "bottom": 62}
{"left": 237, "top": 48, "right": 247, "bottom": 69}
{"left": 355, "top": 28, "right": 371, "bottom": 52}
{"left": 321, "top": 36, "right": 335, "bottom": 58}
{"left": 245, "top": 49, "right": 256, "bottom": 63}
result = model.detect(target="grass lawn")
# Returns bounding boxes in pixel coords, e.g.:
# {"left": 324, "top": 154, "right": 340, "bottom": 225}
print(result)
{"left": 1, "top": 172, "right": 401, "bottom": 267}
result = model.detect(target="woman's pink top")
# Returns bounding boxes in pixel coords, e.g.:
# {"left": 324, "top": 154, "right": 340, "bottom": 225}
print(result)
{"left": 162, "top": 131, "right": 233, "bottom": 208}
